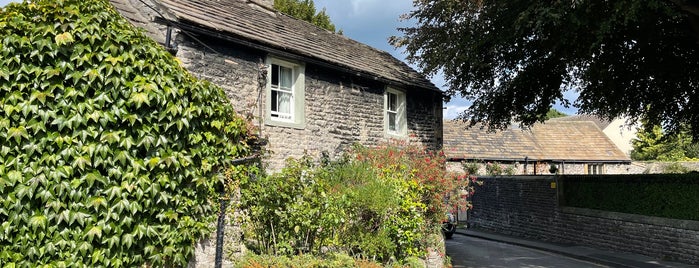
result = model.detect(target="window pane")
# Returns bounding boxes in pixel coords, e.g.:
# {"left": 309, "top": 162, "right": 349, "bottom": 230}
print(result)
{"left": 388, "top": 112, "right": 396, "bottom": 131}
{"left": 388, "top": 93, "right": 397, "bottom": 111}
{"left": 271, "top": 64, "right": 279, "bottom": 86}
{"left": 277, "top": 91, "right": 292, "bottom": 114}
{"left": 280, "top": 66, "right": 292, "bottom": 90}
{"left": 271, "top": 90, "right": 278, "bottom": 112}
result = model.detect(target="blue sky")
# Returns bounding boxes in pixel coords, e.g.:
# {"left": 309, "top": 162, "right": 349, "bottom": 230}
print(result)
{"left": 1, "top": 0, "right": 579, "bottom": 118}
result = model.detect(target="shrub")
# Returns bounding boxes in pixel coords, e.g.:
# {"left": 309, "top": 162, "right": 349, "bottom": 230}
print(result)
{"left": 483, "top": 162, "right": 500, "bottom": 175}
{"left": 561, "top": 174, "right": 699, "bottom": 221}
{"left": 238, "top": 143, "right": 476, "bottom": 264}
{"left": 662, "top": 162, "right": 690, "bottom": 174}
{"left": 0, "top": 0, "right": 254, "bottom": 266}
{"left": 462, "top": 161, "right": 481, "bottom": 175}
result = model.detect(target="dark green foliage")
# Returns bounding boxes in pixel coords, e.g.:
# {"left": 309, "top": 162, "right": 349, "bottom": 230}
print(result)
{"left": 392, "top": 0, "right": 699, "bottom": 137}
{"left": 561, "top": 175, "right": 699, "bottom": 221}
{"left": 274, "top": 0, "right": 339, "bottom": 33}
{"left": 0, "top": 0, "right": 253, "bottom": 266}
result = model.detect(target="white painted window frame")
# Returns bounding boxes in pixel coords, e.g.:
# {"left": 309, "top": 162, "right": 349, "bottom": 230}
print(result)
{"left": 384, "top": 87, "right": 407, "bottom": 137}
{"left": 265, "top": 56, "right": 305, "bottom": 129}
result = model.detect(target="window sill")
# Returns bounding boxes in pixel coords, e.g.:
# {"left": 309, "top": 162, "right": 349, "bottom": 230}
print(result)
{"left": 265, "top": 119, "right": 305, "bottom": 130}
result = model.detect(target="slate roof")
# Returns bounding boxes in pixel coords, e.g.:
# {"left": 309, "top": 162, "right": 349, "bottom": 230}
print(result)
{"left": 110, "top": 0, "right": 438, "bottom": 93}
{"left": 443, "top": 120, "right": 630, "bottom": 162}
{"left": 109, "top": 0, "right": 173, "bottom": 45}
{"left": 551, "top": 115, "right": 612, "bottom": 130}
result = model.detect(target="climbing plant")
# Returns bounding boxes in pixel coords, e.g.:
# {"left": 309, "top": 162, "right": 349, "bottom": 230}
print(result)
{"left": 0, "top": 0, "right": 254, "bottom": 267}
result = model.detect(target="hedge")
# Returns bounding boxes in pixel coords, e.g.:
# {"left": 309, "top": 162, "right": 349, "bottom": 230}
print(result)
{"left": 560, "top": 174, "right": 699, "bottom": 221}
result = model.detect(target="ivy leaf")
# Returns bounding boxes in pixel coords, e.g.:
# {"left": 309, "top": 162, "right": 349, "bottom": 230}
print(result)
{"left": 129, "top": 92, "right": 149, "bottom": 108}
{"left": 85, "top": 226, "right": 102, "bottom": 242}
{"left": 147, "top": 157, "right": 160, "bottom": 170}
{"left": 7, "top": 126, "right": 29, "bottom": 143}
{"left": 122, "top": 233, "right": 133, "bottom": 249}
{"left": 54, "top": 32, "right": 74, "bottom": 46}
{"left": 29, "top": 214, "right": 47, "bottom": 231}
{"left": 7, "top": 170, "right": 21, "bottom": 184}
{"left": 88, "top": 196, "right": 107, "bottom": 211}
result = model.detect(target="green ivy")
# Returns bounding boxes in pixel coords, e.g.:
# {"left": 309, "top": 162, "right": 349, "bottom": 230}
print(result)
{"left": 0, "top": 0, "right": 254, "bottom": 267}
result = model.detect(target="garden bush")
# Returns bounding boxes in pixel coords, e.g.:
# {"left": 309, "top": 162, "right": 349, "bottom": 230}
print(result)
{"left": 238, "top": 143, "right": 476, "bottom": 264}
{"left": 0, "top": 0, "right": 255, "bottom": 266}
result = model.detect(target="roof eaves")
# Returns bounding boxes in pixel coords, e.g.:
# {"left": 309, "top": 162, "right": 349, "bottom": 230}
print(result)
{"left": 154, "top": 17, "right": 442, "bottom": 94}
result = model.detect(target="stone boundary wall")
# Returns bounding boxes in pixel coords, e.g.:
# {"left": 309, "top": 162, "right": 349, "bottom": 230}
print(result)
{"left": 469, "top": 176, "right": 699, "bottom": 265}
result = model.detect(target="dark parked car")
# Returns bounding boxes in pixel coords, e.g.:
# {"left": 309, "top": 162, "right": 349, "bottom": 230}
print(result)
{"left": 442, "top": 212, "right": 456, "bottom": 239}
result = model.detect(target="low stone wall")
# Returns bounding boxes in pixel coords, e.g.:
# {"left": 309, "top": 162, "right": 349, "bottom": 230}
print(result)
{"left": 469, "top": 176, "right": 699, "bottom": 265}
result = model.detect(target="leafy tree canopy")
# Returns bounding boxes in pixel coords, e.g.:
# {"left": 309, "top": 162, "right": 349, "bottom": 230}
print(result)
{"left": 274, "top": 0, "right": 340, "bottom": 33}
{"left": 545, "top": 108, "right": 567, "bottom": 120}
{"left": 631, "top": 122, "right": 699, "bottom": 161}
{"left": 392, "top": 0, "right": 699, "bottom": 138}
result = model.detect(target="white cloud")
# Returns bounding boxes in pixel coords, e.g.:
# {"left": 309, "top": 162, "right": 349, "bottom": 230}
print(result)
{"left": 443, "top": 105, "right": 468, "bottom": 120}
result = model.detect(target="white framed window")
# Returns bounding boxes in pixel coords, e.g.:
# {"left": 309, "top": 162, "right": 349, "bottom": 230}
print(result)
{"left": 384, "top": 87, "right": 407, "bottom": 137}
{"left": 266, "top": 57, "right": 305, "bottom": 128}
{"left": 586, "top": 164, "right": 604, "bottom": 175}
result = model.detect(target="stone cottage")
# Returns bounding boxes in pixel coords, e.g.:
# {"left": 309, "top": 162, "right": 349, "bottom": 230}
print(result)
{"left": 109, "top": 0, "right": 444, "bottom": 170}
{"left": 443, "top": 120, "right": 638, "bottom": 175}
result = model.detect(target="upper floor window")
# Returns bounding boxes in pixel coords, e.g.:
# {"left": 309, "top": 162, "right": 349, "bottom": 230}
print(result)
{"left": 385, "top": 87, "right": 406, "bottom": 137}
{"left": 266, "top": 57, "right": 305, "bottom": 128}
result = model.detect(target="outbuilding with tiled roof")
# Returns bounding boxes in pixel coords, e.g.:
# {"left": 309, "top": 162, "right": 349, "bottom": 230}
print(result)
{"left": 444, "top": 120, "right": 633, "bottom": 175}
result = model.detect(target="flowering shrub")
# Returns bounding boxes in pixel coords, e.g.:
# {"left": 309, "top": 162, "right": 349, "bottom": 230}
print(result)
{"left": 238, "top": 142, "right": 478, "bottom": 264}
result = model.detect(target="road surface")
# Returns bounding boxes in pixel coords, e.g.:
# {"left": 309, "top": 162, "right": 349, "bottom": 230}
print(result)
{"left": 446, "top": 234, "right": 608, "bottom": 268}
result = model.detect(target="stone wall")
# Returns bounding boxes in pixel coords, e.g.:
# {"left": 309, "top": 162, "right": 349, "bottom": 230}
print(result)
{"left": 446, "top": 161, "right": 641, "bottom": 175}
{"left": 175, "top": 35, "right": 443, "bottom": 171}
{"left": 469, "top": 176, "right": 699, "bottom": 265}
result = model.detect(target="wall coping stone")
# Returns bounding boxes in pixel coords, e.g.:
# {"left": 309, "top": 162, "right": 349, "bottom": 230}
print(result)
{"left": 560, "top": 206, "right": 699, "bottom": 231}
{"left": 477, "top": 175, "right": 556, "bottom": 180}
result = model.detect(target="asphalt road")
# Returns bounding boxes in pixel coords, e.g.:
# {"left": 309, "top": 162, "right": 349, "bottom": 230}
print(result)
{"left": 446, "top": 234, "right": 609, "bottom": 268}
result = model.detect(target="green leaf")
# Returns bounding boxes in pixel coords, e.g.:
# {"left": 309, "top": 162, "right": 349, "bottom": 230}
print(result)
{"left": 54, "top": 32, "right": 74, "bottom": 46}
{"left": 78, "top": 241, "right": 91, "bottom": 255}
{"left": 122, "top": 233, "right": 133, "bottom": 249}
{"left": 72, "top": 155, "right": 91, "bottom": 170}
{"left": 7, "top": 126, "right": 29, "bottom": 143}
{"left": 29, "top": 214, "right": 47, "bottom": 231}
{"left": 129, "top": 92, "right": 149, "bottom": 108}
{"left": 147, "top": 157, "right": 160, "bottom": 170}
{"left": 7, "top": 170, "right": 21, "bottom": 184}
{"left": 88, "top": 196, "right": 107, "bottom": 211}
{"left": 85, "top": 225, "right": 102, "bottom": 242}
